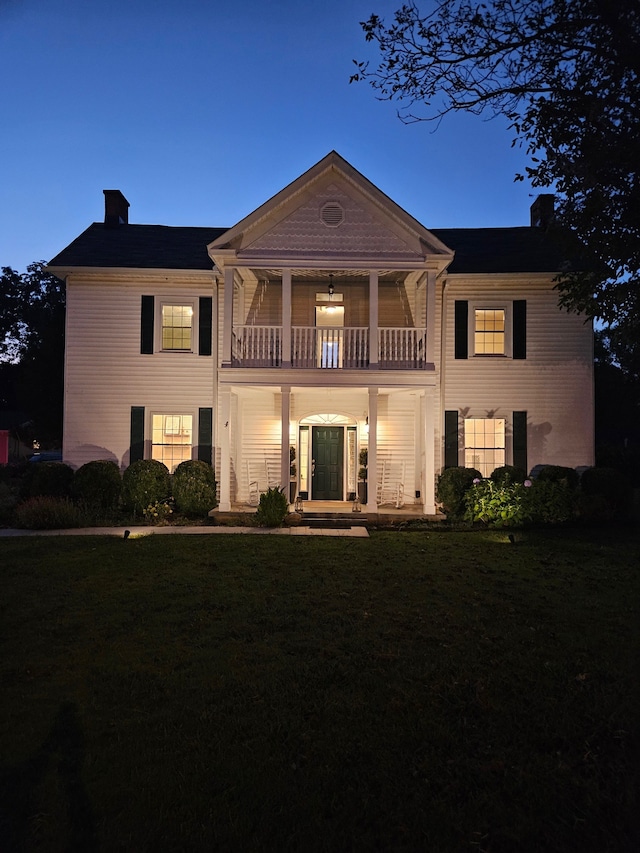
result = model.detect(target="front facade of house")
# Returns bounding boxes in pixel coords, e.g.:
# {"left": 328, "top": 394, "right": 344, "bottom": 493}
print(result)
{"left": 49, "top": 152, "right": 594, "bottom": 513}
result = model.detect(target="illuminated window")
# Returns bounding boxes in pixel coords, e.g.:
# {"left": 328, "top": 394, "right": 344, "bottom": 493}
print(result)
{"left": 474, "top": 309, "right": 505, "bottom": 355}
{"left": 464, "top": 418, "right": 505, "bottom": 477}
{"left": 152, "top": 414, "right": 193, "bottom": 472}
{"left": 315, "top": 304, "right": 344, "bottom": 368}
{"left": 162, "top": 304, "right": 193, "bottom": 351}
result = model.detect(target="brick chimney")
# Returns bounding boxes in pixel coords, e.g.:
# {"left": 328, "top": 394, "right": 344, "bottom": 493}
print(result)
{"left": 103, "top": 190, "right": 130, "bottom": 227}
{"left": 530, "top": 194, "right": 554, "bottom": 230}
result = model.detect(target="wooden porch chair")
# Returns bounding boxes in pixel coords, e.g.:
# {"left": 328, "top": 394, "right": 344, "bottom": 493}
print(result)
{"left": 376, "top": 460, "right": 406, "bottom": 508}
{"left": 246, "top": 459, "right": 282, "bottom": 506}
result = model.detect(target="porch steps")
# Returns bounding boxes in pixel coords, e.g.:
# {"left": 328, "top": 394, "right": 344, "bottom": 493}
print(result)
{"left": 295, "top": 509, "right": 366, "bottom": 529}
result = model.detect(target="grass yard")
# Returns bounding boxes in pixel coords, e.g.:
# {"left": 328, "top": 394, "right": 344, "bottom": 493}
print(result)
{"left": 1, "top": 527, "right": 638, "bottom": 852}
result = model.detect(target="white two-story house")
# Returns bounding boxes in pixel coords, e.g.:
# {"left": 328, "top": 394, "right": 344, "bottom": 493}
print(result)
{"left": 48, "top": 151, "right": 594, "bottom": 513}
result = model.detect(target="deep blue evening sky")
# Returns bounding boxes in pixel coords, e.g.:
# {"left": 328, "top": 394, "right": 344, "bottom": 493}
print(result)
{"left": 1, "top": 0, "right": 538, "bottom": 272}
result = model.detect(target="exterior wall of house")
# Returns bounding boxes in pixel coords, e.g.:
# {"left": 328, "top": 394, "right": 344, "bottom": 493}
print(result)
{"left": 63, "top": 273, "right": 216, "bottom": 470}
{"left": 442, "top": 274, "right": 594, "bottom": 473}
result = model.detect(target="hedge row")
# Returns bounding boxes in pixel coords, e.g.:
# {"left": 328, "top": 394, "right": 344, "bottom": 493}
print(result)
{"left": 19, "top": 458, "right": 218, "bottom": 521}
{"left": 437, "top": 464, "right": 633, "bottom": 526}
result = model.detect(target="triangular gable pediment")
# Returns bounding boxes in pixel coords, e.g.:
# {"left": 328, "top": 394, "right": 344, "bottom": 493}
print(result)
{"left": 208, "top": 151, "right": 453, "bottom": 268}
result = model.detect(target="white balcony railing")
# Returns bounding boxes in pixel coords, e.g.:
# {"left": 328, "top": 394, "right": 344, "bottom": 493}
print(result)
{"left": 232, "top": 325, "right": 427, "bottom": 369}
{"left": 232, "top": 326, "right": 282, "bottom": 367}
{"left": 379, "top": 327, "right": 427, "bottom": 368}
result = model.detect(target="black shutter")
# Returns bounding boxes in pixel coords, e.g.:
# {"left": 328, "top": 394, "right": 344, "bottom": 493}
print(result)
{"left": 444, "top": 410, "right": 459, "bottom": 468}
{"left": 199, "top": 296, "right": 212, "bottom": 356}
{"left": 454, "top": 301, "right": 468, "bottom": 359}
{"left": 198, "top": 407, "right": 213, "bottom": 465}
{"left": 513, "top": 300, "right": 527, "bottom": 359}
{"left": 141, "top": 296, "right": 154, "bottom": 354}
{"left": 130, "top": 406, "right": 145, "bottom": 463}
{"left": 513, "top": 411, "right": 528, "bottom": 473}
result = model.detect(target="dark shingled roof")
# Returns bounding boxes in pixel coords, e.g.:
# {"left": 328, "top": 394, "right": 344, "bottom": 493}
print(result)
{"left": 431, "top": 227, "right": 566, "bottom": 274}
{"left": 48, "top": 222, "right": 567, "bottom": 274}
{"left": 48, "top": 223, "right": 228, "bottom": 270}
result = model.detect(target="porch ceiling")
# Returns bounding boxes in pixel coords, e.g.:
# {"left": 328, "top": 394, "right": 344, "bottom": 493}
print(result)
{"left": 254, "top": 268, "right": 405, "bottom": 282}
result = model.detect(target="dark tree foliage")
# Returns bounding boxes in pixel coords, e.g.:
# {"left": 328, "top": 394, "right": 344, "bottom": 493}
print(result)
{"left": 352, "top": 0, "right": 640, "bottom": 377}
{"left": 0, "top": 262, "right": 65, "bottom": 444}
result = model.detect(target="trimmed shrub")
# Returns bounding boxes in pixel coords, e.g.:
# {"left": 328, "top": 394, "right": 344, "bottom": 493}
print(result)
{"left": 579, "top": 466, "right": 632, "bottom": 521}
{"left": 255, "top": 486, "right": 288, "bottom": 527}
{"left": 436, "top": 466, "right": 482, "bottom": 519}
{"left": 73, "top": 460, "right": 122, "bottom": 513}
{"left": 522, "top": 480, "right": 576, "bottom": 524}
{"left": 490, "top": 465, "right": 526, "bottom": 486}
{"left": 122, "top": 459, "right": 171, "bottom": 515}
{"left": 535, "top": 465, "right": 580, "bottom": 491}
{"left": 15, "top": 495, "right": 88, "bottom": 529}
{"left": 23, "top": 461, "right": 74, "bottom": 499}
{"left": 172, "top": 460, "right": 218, "bottom": 517}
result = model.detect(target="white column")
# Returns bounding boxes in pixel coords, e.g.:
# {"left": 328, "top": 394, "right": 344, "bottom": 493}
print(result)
{"left": 369, "top": 270, "right": 379, "bottom": 367}
{"left": 425, "top": 271, "right": 436, "bottom": 365}
{"left": 280, "top": 386, "right": 291, "bottom": 495}
{"left": 282, "top": 269, "right": 291, "bottom": 368}
{"left": 222, "top": 267, "right": 234, "bottom": 367}
{"left": 219, "top": 387, "right": 232, "bottom": 511}
{"left": 366, "top": 387, "right": 378, "bottom": 512}
{"left": 423, "top": 389, "right": 436, "bottom": 514}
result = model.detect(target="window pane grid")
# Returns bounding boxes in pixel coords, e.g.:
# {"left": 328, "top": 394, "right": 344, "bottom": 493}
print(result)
{"left": 475, "top": 309, "right": 505, "bottom": 355}
{"left": 464, "top": 418, "right": 505, "bottom": 477}
{"left": 152, "top": 414, "right": 192, "bottom": 473}
{"left": 162, "top": 305, "right": 193, "bottom": 350}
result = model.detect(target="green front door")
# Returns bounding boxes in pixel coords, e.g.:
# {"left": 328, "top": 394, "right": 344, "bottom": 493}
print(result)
{"left": 312, "top": 426, "right": 343, "bottom": 500}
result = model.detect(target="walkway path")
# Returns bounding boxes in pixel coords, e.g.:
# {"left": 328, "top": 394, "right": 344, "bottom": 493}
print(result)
{"left": 0, "top": 525, "right": 369, "bottom": 538}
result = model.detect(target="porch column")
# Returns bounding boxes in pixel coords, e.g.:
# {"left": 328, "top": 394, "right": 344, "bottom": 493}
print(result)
{"left": 280, "top": 385, "right": 291, "bottom": 495}
{"left": 425, "top": 271, "right": 436, "bottom": 365}
{"left": 422, "top": 389, "right": 436, "bottom": 514}
{"left": 366, "top": 387, "right": 378, "bottom": 512}
{"left": 368, "top": 270, "right": 379, "bottom": 368}
{"left": 219, "top": 387, "right": 232, "bottom": 511}
{"left": 222, "top": 267, "right": 234, "bottom": 367}
{"left": 282, "top": 269, "right": 292, "bottom": 368}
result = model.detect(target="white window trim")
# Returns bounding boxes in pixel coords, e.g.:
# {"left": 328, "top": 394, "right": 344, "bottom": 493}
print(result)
{"left": 159, "top": 300, "right": 197, "bottom": 353}
{"left": 469, "top": 301, "right": 512, "bottom": 358}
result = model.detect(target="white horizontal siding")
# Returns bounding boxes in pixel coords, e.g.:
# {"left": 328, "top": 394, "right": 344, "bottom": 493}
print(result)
{"left": 442, "top": 276, "right": 594, "bottom": 471}
{"left": 64, "top": 277, "right": 215, "bottom": 470}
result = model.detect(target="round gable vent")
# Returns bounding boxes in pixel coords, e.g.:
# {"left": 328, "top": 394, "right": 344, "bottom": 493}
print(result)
{"left": 320, "top": 201, "right": 344, "bottom": 228}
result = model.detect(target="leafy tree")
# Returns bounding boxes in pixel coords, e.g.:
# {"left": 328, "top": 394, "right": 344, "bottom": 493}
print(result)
{"left": 352, "top": 0, "right": 640, "bottom": 377}
{"left": 0, "top": 262, "right": 65, "bottom": 444}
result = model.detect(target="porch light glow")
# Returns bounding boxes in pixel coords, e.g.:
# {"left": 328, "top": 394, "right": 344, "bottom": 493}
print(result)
{"left": 328, "top": 274, "right": 334, "bottom": 298}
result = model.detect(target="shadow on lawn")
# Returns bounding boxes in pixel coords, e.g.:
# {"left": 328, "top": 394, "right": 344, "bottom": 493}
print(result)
{"left": 0, "top": 701, "right": 96, "bottom": 851}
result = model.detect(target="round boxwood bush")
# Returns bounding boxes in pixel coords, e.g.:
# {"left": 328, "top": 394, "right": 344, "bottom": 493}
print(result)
{"left": 172, "top": 460, "right": 218, "bottom": 516}
{"left": 73, "top": 460, "right": 122, "bottom": 512}
{"left": 579, "top": 466, "right": 632, "bottom": 521}
{"left": 436, "top": 466, "right": 482, "bottom": 519}
{"left": 536, "top": 465, "right": 580, "bottom": 490}
{"left": 23, "top": 461, "right": 74, "bottom": 499}
{"left": 122, "top": 459, "right": 171, "bottom": 514}
{"left": 490, "top": 465, "right": 526, "bottom": 486}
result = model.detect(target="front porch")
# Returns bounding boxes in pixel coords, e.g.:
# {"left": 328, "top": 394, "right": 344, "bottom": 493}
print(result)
{"left": 213, "top": 500, "right": 442, "bottom": 527}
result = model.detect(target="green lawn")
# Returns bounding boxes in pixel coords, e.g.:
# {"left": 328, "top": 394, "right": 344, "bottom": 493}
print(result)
{"left": 1, "top": 528, "right": 638, "bottom": 852}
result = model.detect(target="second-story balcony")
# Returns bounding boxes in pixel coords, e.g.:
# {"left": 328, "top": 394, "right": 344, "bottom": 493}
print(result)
{"left": 232, "top": 325, "right": 428, "bottom": 369}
